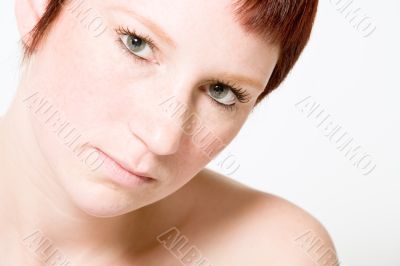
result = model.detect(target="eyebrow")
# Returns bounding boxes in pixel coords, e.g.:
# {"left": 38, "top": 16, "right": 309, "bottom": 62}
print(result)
{"left": 219, "top": 73, "right": 265, "bottom": 91}
{"left": 116, "top": 6, "right": 177, "bottom": 49}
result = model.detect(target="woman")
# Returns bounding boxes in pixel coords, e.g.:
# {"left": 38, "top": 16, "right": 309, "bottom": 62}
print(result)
{"left": 0, "top": 0, "right": 338, "bottom": 265}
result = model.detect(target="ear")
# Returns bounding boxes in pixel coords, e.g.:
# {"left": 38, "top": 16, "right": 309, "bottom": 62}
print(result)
{"left": 15, "top": 0, "right": 47, "bottom": 43}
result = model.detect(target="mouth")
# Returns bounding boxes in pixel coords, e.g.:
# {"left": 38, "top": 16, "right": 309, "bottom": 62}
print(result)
{"left": 93, "top": 147, "right": 156, "bottom": 188}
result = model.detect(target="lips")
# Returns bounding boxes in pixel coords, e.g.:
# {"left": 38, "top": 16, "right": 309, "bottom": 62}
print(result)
{"left": 94, "top": 147, "right": 155, "bottom": 181}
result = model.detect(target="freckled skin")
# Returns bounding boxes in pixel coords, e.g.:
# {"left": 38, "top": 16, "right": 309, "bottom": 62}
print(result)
{"left": 0, "top": 0, "right": 336, "bottom": 265}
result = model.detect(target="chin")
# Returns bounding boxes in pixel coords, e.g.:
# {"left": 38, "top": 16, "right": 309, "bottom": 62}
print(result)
{"left": 62, "top": 178, "right": 149, "bottom": 218}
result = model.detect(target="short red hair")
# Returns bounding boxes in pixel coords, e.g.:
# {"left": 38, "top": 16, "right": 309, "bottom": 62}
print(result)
{"left": 23, "top": 0, "right": 318, "bottom": 104}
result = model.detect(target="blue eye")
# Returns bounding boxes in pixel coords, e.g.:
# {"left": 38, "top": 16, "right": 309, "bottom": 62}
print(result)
{"left": 116, "top": 26, "right": 157, "bottom": 63}
{"left": 205, "top": 80, "right": 251, "bottom": 112}
{"left": 125, "top": 35, "right": 146, "bottom": 52}
{"left": 207, "top": 83, "right": 236, "bottom": 105}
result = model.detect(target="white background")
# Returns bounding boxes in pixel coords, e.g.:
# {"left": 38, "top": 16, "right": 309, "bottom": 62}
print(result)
{"left": 1, "top": 1, "right": 399, "bottom": 265}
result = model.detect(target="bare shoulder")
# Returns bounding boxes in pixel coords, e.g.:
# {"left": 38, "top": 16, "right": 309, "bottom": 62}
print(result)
{"left": 186, "top": 169, "right": 339, "bottom": 266}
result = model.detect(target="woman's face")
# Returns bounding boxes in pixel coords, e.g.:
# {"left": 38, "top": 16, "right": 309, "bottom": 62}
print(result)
{"left": 21, "top": 0, "right": 279, "bottom": 217}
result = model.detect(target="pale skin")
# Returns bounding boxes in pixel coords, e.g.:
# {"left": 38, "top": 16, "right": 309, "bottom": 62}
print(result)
{"left": 0, "top": 0, "right": 337, "bottom": 265}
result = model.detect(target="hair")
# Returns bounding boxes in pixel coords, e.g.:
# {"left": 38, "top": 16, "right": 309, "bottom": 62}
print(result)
{"left": 22, "top": 0, "right": 318, "bottom": 105}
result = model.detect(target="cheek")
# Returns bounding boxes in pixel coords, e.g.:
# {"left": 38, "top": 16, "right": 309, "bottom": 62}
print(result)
{"left": 30, "top": 18, "right": 130, "bottom": 139}
{"left": 43, "top": 16, "right": 163, "bottom": 131}
{"left": 177, "top": 117, "right": 243, "bottom": 167}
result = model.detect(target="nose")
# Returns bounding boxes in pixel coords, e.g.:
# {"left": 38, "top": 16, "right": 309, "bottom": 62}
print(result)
{"left": 128, "top": 65, "right": 203, "bottom": 156}
{"left": 128, "top": 95, "right": 192, "bottom": 156}
{"left": 129, "top": 112, "right": 185, "bottom": 156}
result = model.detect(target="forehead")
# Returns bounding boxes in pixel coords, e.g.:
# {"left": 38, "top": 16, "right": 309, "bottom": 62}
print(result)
{"left": 105, "top": 0, "right": 279, "bottom": 82}
{"left": 113, "top": 0, "right": 242, "bottom": 34}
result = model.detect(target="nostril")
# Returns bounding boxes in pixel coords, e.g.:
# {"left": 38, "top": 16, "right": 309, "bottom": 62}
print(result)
{"left": 128, "top": 118, "right": 184, "bottom": 156}
{"left": 151, "top": 125, "right": 183, "bottom": 155}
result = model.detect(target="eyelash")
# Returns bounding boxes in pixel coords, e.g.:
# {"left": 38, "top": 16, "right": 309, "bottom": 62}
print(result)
{"left": 114, "top": 26, "right": 251, "bottom": 112}
{"left": 205, "top": 79, "right": 251, "bottom": 112}
{"left": 115, "top": 26, "right": 156, "bottom": 65}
